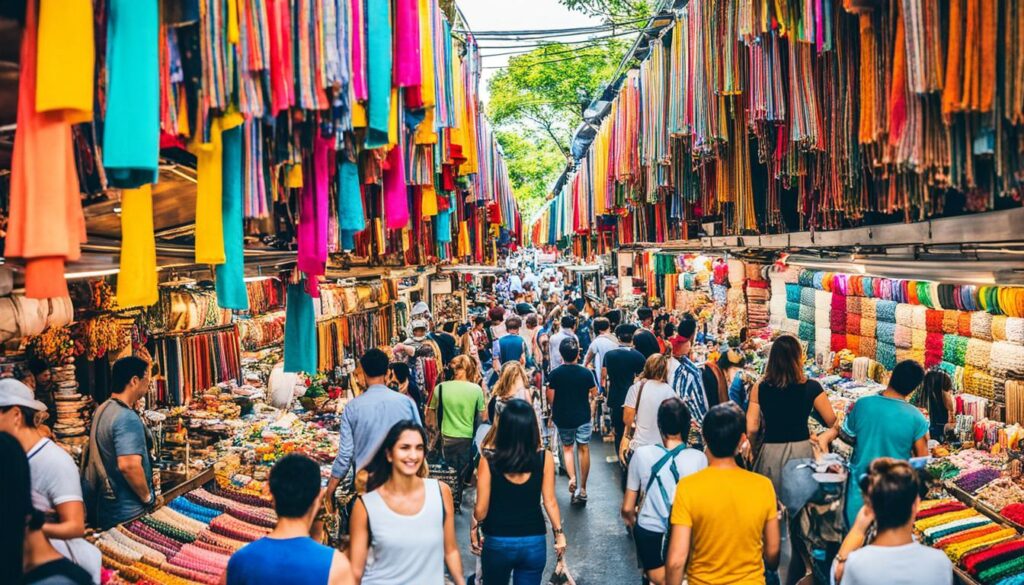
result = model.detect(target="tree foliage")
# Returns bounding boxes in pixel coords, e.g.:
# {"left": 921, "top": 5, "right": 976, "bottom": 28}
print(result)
{"left": 495, "top": 129, "right": 564, "bottom": 221}
{"left": 557, "top": 0, "right": 653, "bottom": 20}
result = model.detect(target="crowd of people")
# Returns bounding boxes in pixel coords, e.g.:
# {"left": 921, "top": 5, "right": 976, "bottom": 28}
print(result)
{"left": 0, "top": 257, "right": 958, "bottom": 585}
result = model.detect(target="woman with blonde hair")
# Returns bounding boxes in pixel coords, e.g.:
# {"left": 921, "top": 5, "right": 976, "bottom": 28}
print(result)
{"left": 427, "top": 355, "right": 486, "bottom": 493}
{"left": 621, "top": 353, "right": 677, "bottom": 454}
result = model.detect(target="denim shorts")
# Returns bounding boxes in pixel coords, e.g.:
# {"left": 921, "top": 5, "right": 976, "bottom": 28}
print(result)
{"left": 557, "top": 422, "right": 592, "bottom": 446}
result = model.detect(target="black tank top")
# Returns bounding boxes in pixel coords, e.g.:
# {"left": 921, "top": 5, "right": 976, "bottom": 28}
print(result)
{"left": 759, "top": 379, "right": 825, "bottom": 443}
{"left": 482, "top": 451, "right": 546, "bottom": 537}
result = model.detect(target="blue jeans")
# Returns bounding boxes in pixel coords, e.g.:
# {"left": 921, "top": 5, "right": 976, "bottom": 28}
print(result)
{"left": 481, "top": 534, "right": 546, "bottom": 585}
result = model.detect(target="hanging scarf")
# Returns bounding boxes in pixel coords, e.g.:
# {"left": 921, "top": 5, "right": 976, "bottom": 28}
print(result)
{"left": 215, "top": 123, "right": 249, "bottom": 311}
{"left": 117, "top": 186, "right": 158, "bottom": 308}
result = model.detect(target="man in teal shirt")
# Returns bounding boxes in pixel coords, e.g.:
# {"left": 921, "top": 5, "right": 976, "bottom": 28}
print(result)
{"left": 818, "top": 360, "right": 929, "bottom": 526}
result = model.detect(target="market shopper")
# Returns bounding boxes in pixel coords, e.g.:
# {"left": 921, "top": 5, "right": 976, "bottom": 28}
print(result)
{"left": 622, "top": 398, "right": 707, "bottom": 585}
{"left": 474, "top": 400, "right": 566, "bottom": 585}
{"left": 668, "top": 320, "right": 710, "bottom": 427}
{"left": 492, "top": 316, "right": 529, "bottom": 373}
{"left": 817, "top": 360, "right": 929, "bottom": 526}
{"left": 547, "top": 315, "right": 577, "bottom": 372}
{"left": 1, "top": 432, "right": 94, "bottom": 585}
{"left": 583, "top": 317, "right": 617, "bottom": 393}
{"left": 82, "top": 355, "right": 157, "bottom": 530}
{"left": 921, "top": 369, "right": 955, "bottom": 441}
{"left": 349, "top": 422, "right": 464, "bottom": 585}
{"left": 701, "top": 349, "right": 747, "bottom": 408}
{"left": 226, "top": 454, "right": 354, "bottom": 585}
{"left": 622, "top": 354, "right": 678, "bottom": 454}
{"left": 0, "top": 380, "right": 101, "bottom": 583}
{"left": 430, "top": 321, "right": 459, "bottom": 370}
{"left": 665, "top": 403, "right": 781, "bottom": 585}
{"left": 833, "top": 458, "right": 952, "bottom": 585}
{"left": 747, "top": 335, "right": 837, "bottom": 494}
{"left": 547, "top": 337, "right": 598, "bottom": 505}
{"left": 603, "top": 325, "right": 647, "bottom": 453}
{"left": 325, "top": 349, "right": 421, "bottom": 502}
{"left": 633, "top": 308, "right": 661, "bottom": 359}
{"left": 427, "top": 355, "right": 486, "bottom": 488}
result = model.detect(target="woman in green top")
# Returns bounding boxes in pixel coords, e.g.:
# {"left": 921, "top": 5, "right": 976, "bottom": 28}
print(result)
{"left": 427, "top": 355, "right": 487, "bottom": 484}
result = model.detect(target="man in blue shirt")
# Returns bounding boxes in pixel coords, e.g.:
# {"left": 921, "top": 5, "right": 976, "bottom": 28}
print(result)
{"left": 325, "top": 349, "right": 421, "bottom": 503}
{"left": 669, "top": 320, "right": 709, "bottom": 427}
{"left": 85, "top": 356, "right": 157, "bottom": 529}
{"left": 228, "top": 454, "right": 354, "bottom": 585}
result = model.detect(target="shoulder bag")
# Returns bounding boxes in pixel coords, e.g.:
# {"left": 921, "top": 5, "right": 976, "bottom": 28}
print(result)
{"left": 618, "top": 380, "right": 649, "bottom": 463}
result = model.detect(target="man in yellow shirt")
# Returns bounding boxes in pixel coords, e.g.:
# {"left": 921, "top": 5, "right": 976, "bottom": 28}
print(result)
{"left": 665, "top": 403, "right": 781, "bottom": 585}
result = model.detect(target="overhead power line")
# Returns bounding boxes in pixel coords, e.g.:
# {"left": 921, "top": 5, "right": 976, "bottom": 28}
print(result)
{"left": 479, "top": 39, "right": 624, "bottom": 59}
{"left": 456, "top": 18, "right": 646, "bottom": 38}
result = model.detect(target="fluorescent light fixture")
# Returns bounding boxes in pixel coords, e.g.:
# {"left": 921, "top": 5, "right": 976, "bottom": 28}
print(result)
{"left": 65, "top": 268, "right": 120, "bottom": 280}
{"left": 243, "top": 276, "right": 274, "bottom": 283}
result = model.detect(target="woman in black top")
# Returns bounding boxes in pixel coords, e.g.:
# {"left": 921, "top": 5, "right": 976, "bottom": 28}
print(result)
{"left": 922, "top": 369, "right": 955, "bottom": 441}
{"left": 473, "top": 400, "right": 565, "bottom": 585}
{"left": 746, "top": 335, "right": 837, "bottom": 493}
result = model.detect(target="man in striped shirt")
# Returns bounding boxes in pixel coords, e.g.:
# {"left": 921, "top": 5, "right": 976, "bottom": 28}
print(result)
{"left": 669, "top": 320, "right": 709, "bottom": 426}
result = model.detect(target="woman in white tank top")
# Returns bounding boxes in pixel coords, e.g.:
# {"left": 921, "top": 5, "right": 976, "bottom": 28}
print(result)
{"left": 349, "top": 421, "right": 464, "bottom": 585}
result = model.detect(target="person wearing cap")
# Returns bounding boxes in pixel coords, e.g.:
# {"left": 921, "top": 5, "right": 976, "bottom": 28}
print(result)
{"left": 82, "top": 356, "right": 157, "bottom": 530}
{"left": 547, "top": 337, "right": 597, "bottom": 505}
{"left": 668, "top": 319, "right": 710, "bottom": 428}
{"left": 0, "top": 379, "right": 102, "bottom": 582}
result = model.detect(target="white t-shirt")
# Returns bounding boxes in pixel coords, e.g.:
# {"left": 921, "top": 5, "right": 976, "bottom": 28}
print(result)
{"left": 28, "top": 438, "right": 103, "bottom": 584}
{"left": 624, "top": 380, "right": 678, "bottom": 448}
{"left": 837, "top": 543, "right": 952, "bottom": 585}
{"left": 586, "top": 336, "right": 619, "bottom": 389}
{"left": 626, "top": 444, "right": 707, "bottom": 532}
{"left": 667, "top": 357, "right": 681, "bottom": 386}
{"left": 548, "top": 330, "right": 578, "bottom": 372}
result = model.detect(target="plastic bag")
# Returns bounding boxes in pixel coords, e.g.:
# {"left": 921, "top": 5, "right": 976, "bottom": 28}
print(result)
{"left": 547, "top": 555, "right": 576, "bottom": 585}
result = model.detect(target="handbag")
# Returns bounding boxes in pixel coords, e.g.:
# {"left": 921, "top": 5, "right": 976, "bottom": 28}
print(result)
{"left": 618, "top": 380, "right": 649, "bottom": 462}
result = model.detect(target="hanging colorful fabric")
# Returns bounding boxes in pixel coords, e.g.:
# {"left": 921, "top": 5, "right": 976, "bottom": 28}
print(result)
{"left": 365, "top": 0, "right": 393, "bottom": 148}
{"left": 383, "top": 145, "right": 410, "bottom": 230}
{"left": 117, "top": 186, "right": 158, "bottom": 308}
{"left": 297, "top": 136, "right": 333, "bottom": 279}
{"left": 337, "top": 158, "right": 366, "bottom": 235}
{"left": 215, "top": 120, "right": 249, "bottom": 311}
{"left": 36, "top": 0, "right": 94, "bottom": 123}
{"left": 191, "top": 117, "right": 227, "bottom": 265}
{"left": 284, "top": 282, "right": 317, "bottom": 373}
{"left": 103, "top": 0, "right": 159, "bottom": 188}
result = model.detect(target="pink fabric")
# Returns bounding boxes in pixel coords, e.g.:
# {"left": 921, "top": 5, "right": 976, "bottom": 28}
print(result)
{"left": 297, "top": 136, "right": 332, "bottom": 279}
{"left": 267, "top": 0, "right": 294, "bottom": 114}
{"left": 350, "top": 0, "right": 367, "bottom": 100}
{"left": 393, "top": 0, "right": 421, "bottom": 87}
{"left": 383, "top": 146, "right": 410, "bottom": 229}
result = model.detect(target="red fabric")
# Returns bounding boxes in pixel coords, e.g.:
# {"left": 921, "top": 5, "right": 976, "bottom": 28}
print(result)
{"left": 963, "top": 539, "right": 1024, "bottom": 575}
{"left": 917, "top": 502, "right": 969, "bottom": 519}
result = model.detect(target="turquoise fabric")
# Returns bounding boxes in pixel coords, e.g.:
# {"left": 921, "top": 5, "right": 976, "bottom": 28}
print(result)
{"left": 436, "top": 209, "right": 452, "bottom": 243}
{"left": 842, "top": 394, "right": 929, "bottom": 525}
{"left": 337, "top": 159, "right": 365, "bottom": 232}
{"left": 365, "top": 0, "right": 392, "bottom": 148}
{"left": 284, "top": 283, "right": 317, "bottom": 373}
{"left": 103, "top": 0, "right": 159, "bottom": 188}
{"left": 341, "top": 230, "right": 357, "bottom": 251}
{"left": 215, "top": 125, "right": 248, "bottom": 310}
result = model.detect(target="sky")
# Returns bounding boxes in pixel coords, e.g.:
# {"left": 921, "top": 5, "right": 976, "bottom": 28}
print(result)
{"left": 456, "top": 0, "right": 603, "bottom": 100}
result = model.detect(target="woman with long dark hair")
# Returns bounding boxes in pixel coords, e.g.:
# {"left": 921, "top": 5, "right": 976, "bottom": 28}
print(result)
{"left": 921, "top": 370, "right": 954, "bottom": 441}
{"left": 0, "top": 431, "right": 93, "bottom": 584}
{"left": 473, "top": 399, "right": 565, "bottom": 585}
{"left": 747, "top": 335, "right": 837, "bottom": 492}
{"left": 348, "top": 422, "right": 464, "bottom": 585}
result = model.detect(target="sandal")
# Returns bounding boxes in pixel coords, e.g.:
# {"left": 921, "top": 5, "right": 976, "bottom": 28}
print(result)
{"left": 576, "top": 491, "right": 588, "bottom": 506}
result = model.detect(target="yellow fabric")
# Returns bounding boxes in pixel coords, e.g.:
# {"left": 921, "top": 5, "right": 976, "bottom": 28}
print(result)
{"left": 190, "top": 118, "right": 226, "bottom": 265}
{"left": 416, "top": 107, "right": 438, "bottom": 145}
{"left": 36, "top": 0, "right": 94, "bottom": 123}
{"left": 227, "top": 0, "right": 239, "bottom": 44}
{"left": 374, "top": 218, "right": 385, "bottom": 253}
{"left": 117, "top": 186, "right": 158, "bottom": 308}
{"left": 670, "top": 467, "right": 778, "bottom": 585}
{"left": 388, "top": 88, "right": 400, "bottom": 147}
{"left": 287, "top": 164, "right": 304, "bottom": 188}
{"left": 352, "top": 101, "right": 368, "bottom": 128}
{"left": 457, "top": 220, "right": 471, "bottom": 257}
{"left": 913, "top": 509, "right": 980, "bottom": 531}
{"left": 422, "top": 185, "right": 438, "bottom": 217}
{"left": 449, "top": 55, "right": 467, "bottom": 159}
{"left": 419, "top": 0, "right": 435, "bottom": 108}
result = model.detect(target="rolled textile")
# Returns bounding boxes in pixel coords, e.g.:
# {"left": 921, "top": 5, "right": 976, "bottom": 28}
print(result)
{"left": 831, "top": 293, "right": 847, "bottom": 314}
{"left": 876, "top": 300, "right": 898, "bottom": 322}
{"left": 798, "top": 321, "right": 815, "bottom": 341}
{"left": 815, "top": 309, "right": 830, "bottom": 327}
{"left": 786, "top": 283, "right": 802, "bottom": 304}
{"left": 727, "top": 259, "right": 745, "bottom": 285}
{"left": 991, "top": 342, "right": 1024, "bottom": 379}
{"left": 943, "top": 311, "right": 962, "bottom": 335}
{"left": 745, "top": 263, "right": 765, "bottom": 281}
{"left": 831, "top": 333, "right": 848, "bottom": 351}
{"left": 895, "top": 325, "right": 913, "bottom": 349}
{"left": 944, "top": 335, "right": 970, "bottom": 366}
{"left": 1007, "top": 381, "right": 1024, "bottom": 424}
{"left": 777, "top": 266, "right": 801, "bottom": 283}
{"left": 897, "top": 348, "right": 916, "bottom": 364}
{"left": 963, "top": 366, "right": 996, "bottom": 400}
{"left": 831, "top": 308, "right": 847, "bottom": 334}
{"left": 895, "top": 303, "right": 914, "bottom": 325}
{"left": 925, "top": 349, "right": 943, "bottom": 368}
{"left": 972, "top": 312, "right": 994, "bottom": 341}
{"left": 847, "top": 295, "right": 862, "bottom": 315}
{"left": 815, "top": 290, "right": 833, "bottom": 311}
{"left": 877, "top": 322, "right": 896, "bottom": 344}
{"left": 926, "top": 310, "right": 945, "bottom": 333}
{"left": 848, "top": 313, "right": 862, "bottom": 335}
{"left": 861, "top": 297, "right": 877, "bottom": 319}
{"left": 861, "top": 318, "right": 877, "bottom": 339}
{"left": 816, "top": 328, "right": 832, "bottom": 354}
{"left": 860, "top": 336, "right": 877, "bottom": 359}
{"left": 912, "top": 328, "right": 928, "bottom": 350}
{"left": 926, "top": 332, "right": 945, "bottom": 353}
{"left": 800, "top": 287, "right": 816, "bottom": 307}
{"left": 799, "top": 303, "right": 815, "bottom": 324}
{"left": 965, "top": 339, "right": 993, "bottom": 369}
{"left": 959, "top": 312, "right": 973, "bottom": 337}
{"left": 877, "top": 342, "right": 897, "bottom": 370}
{"left": 993, "top": 316, "right": 1009, "bottom": 341}
{"left": 911, "top": 306, "right": 929, "bottom": 330}
{"left": 811, "top": 271, "right": 825, "bottom": 290}
{"left": 1007, "top": 318, "right": 1024, "bottom": 345}
{"left": 798, "top": 270, "right": 815, "bottom": 287}
{"left": 847, "top": 334, "right": 862, "bottom": 354}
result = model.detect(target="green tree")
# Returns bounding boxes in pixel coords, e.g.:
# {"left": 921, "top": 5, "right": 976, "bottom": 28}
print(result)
{"left": 495, "top": 129, "right": 563, "bottom": 220}
{"left": 558, "top": 0, "right": 654, "bottom": 20}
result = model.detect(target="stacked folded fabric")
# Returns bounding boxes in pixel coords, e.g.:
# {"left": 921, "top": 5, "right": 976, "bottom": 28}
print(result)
{"left": 914, "top": 499, "right": 1018, "bottom": 568}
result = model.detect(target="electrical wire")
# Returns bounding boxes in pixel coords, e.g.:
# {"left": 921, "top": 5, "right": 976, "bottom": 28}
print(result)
{"left": 479, "top": 36, "right": 632, "bottom": 57}
{"left": 483, "top": 51, "right": 619, "bottom": 70}
{"left": 477, "top": 29, "right": 639, "bottom": 49}
{"left": 457, "top": 18, "right": 646, "bottom": 38}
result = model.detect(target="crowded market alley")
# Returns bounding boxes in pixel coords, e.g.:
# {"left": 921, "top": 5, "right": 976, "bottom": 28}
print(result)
{"left": 1, "top": 0, "right": 1023, "bottom": 584}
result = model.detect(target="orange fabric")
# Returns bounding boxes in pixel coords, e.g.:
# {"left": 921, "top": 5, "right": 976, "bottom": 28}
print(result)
{"left": 943, "top": 0, "right": 964, "bottom": 116}
{"left": 980, "top": 0, "right": 997, "bottom": 111}
{"left": 7, "top": 0, "right": 86, "bottom": 298}
{"left": 962, "top": 0, "right": 979, "bottom": 110}
{"left": 858, "top": 14, "right": 877, "bottom": 144}
{"left": 889, "top": 7, "right": 907, "bottom": 147}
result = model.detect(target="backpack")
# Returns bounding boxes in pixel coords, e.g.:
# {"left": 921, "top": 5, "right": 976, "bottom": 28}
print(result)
{"left": 80, "top": 401, "right": 118, "bottom": 527}
{"left": 637, "top": 444, "right": 686, "bottom": 522}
